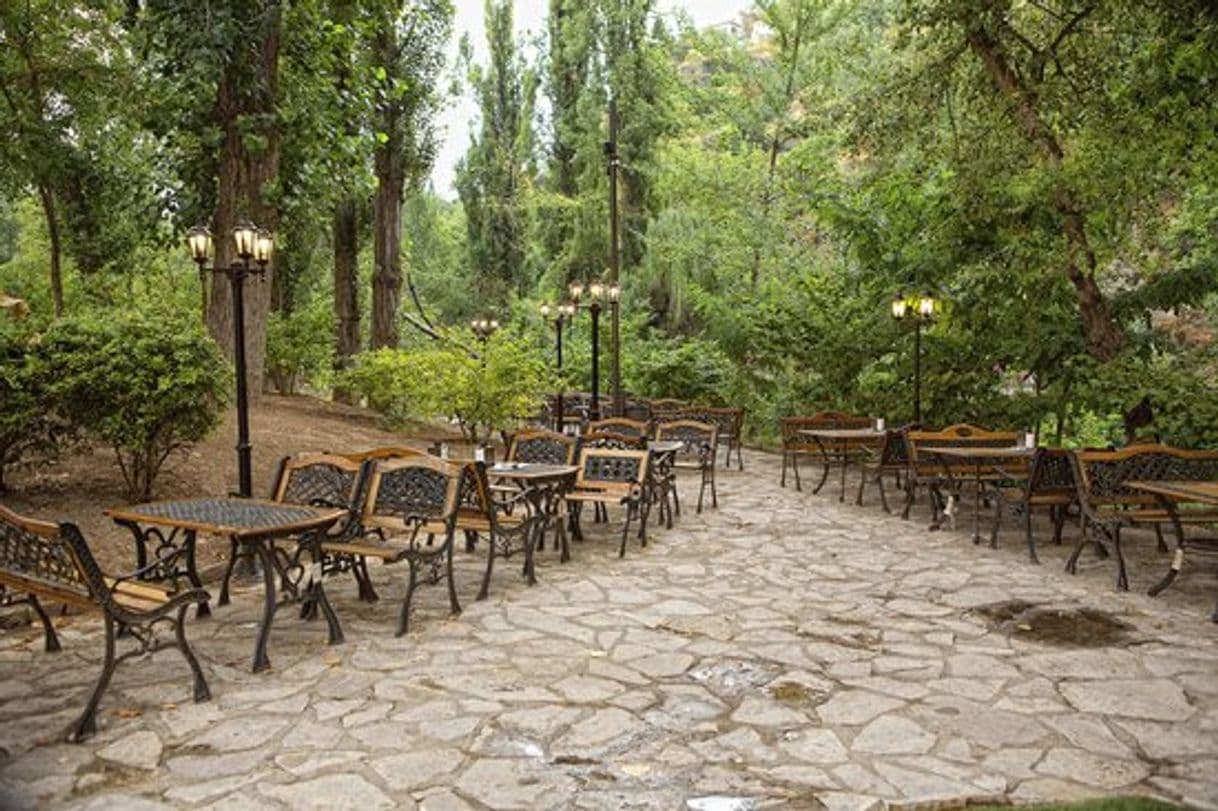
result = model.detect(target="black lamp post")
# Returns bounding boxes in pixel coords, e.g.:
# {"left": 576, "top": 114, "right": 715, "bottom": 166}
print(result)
{"left": 188, "top": 219, "right": 272, "bottom": 498}
{"left": 605, "top": 98, "right": 623, "bottom": 417}
{"left": 568, "top": 280, "right": 621, "bottom": 420}
{"left": 891, "top": 291, "right": 938, "bottom": 424}
{"left": 540, "top": 302, "right": 575, "bottom": 431}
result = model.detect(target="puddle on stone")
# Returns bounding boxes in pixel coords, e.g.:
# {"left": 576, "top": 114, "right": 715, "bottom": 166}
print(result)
{"left": 688, "top": 659, "right": 781, "bottom": 699}
{"left": 686, "top": 797, "right": 758, "bottom": 811}
{"left": 769, "top": 680, "right": 823, "bottom": 706}
{"left": 969, "top": 600, "right": 1134, "bottom": 648}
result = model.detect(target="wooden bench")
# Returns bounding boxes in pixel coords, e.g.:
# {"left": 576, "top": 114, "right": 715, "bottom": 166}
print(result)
{"left": 1069, "top": 444, "right": 1218, "bottom": 591}
{"left": 0, "top": 505, "right": 210, "bottom": 741}
{"left": 904, "top": 424, "right": 1025, "bottom": 524}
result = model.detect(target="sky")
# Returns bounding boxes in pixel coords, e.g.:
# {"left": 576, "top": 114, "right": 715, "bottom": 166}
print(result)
{"left": 430, "top": 0, "right": 754, "bottom": 196}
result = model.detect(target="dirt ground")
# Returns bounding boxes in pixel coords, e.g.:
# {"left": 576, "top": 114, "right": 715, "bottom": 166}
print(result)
{"left": 2, "top": 395, "right": 465, "bottom": 572}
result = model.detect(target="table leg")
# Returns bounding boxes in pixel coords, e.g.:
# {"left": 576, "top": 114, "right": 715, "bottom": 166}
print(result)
{"left": 252, "top": 540, "right": 277, "bottom": 674}
{"left": 972, "top": 463, "right": 983, "bottom": 544}
{"left": 812, "top": 438, "right": 831, "bottom": 494}
{"left": 183, "top": 530, "right": 210, "bottom": 618}
{"left": 1147, "top": 494, "right": 1187, "bottom": 599}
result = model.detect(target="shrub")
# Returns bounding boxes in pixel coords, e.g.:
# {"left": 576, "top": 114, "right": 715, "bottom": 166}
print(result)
{"left": 342, "top": 333, "right": 554, "bottom": 442}
{"left": 266, "top": 302, "right": 335, "bottom": 395}
{"left": 41, "top": 311, "right": 230, "bottom": 500}
{"left": 0, "top": 326, "right": 65, "bottom": 491}
{"left": 624, "top": 335, "right": 737, "bottom": 405}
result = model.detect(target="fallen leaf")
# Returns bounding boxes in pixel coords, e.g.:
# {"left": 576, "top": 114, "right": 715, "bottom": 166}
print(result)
{"left": 323, "top": 655, "right": 343, "bottom": 667}
{"left": 113, "top": 707, "right": 143, "bottom": 719}
{"left": 620, "top": 763, "right": 651, "bottom": 777}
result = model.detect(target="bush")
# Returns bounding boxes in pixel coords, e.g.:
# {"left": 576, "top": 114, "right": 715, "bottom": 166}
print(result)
{"left": 266, "top": 302, "right": 335, "bottom": 395}
{"left": 624, "top": 335, "right": 737, "bottom": 405}
{"left": 41, "top": 311, "right": 230, "bottom": 500}
{"left": 342, "top": 333, "right": 554, "bottom": 442}
{"left": 0, "top": 326, "right": 65, "bottom": 491}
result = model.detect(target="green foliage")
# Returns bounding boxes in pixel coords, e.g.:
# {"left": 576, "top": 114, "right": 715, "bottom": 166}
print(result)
{"left": 0, "top": 326, "right": 66, "bottom": 492}
{"left": 343, "top": 333, "right": 554, "bottom": 441}
{"left": 40, "top": 310, "right": 230, "bottom": 500}
{"left": 266, "top": 301, "right": 336, "bottom": 395}
{"left": 623, "top": 335, "right": 736, "bottom": 406}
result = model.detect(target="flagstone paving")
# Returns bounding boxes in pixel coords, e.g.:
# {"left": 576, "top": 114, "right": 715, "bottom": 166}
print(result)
{"left": 2, "top": 449, "right": 1218, "bottom": 810}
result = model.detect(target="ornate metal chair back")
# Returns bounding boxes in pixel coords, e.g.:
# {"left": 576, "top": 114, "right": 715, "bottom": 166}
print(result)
{"left": 0, "top": 505, "right": 120, "bottom": 615}
{"left": 360, "top": 456, "right": 463, "bottom": 534}
{"left": 620, "top": 400, "right": 653, "bottom": 422}
{"left": 656, "top": 419, "right": 719, "bottom": 466}
{"left": 1026, "top": 448, "right": 1076, "bottom": 500}
{"left": 272, "top": 452, "right": 366, "bottom": 511}
{"left": 648, "top": 398, "right": 686, "bottom": 421}
{"left": 508, "top": 429, "right": 578, "bottom": 465}
{"left": 575, "top": 448, "right": 649, "bottom": 496}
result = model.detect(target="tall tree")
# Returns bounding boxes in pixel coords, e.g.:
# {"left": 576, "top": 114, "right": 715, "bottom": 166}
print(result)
{"left": 369, "top": 0, "right": 452, "bottom": 349}
{"left": 457, "top": 0, "right": 538, "bottom": 301}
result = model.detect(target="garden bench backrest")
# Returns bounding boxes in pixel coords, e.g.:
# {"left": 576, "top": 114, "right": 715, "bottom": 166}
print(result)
{"left": 574, "top": 448, "right": 649, "bottom": 500}
{"left": 342, "top": 446, "right": 429, "bottom": 463}
{"left": 508, "top": 429, "right": 578, "bottom": 466}
{"left": 359, "top": 456, "right": 463, "bottom": 535}
{"left": 781, "top": 412, "right": 872, "bottom": 452}
{"left": 620, "top": 400, "right": 653, "bottom": 422}
{"left": 648, "top": 399, "right": 686, "bottom": 421}
{"left": 655, "top": 420, "right": 719, "bottom": 467}
{"left": 589, "top": 418, "right": 650, "bottom": 439}
{"left": 906, "top": 424, "right": 1022, "bottom": 479}
{"left": 1072, "top": 444, "right": 1218, "bottom": 513}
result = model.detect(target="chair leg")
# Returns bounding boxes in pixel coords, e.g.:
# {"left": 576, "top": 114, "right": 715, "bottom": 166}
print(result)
{"left": 396, "top": 559, "right": 419, "bottom": 637}
{"left": 781, "top": 451, "right": 788, "bottom": 487}
{"left": 174, "top": 604, "right": 212, "bottom": 702}
{"left": 27, "top": 594, "right": 62, "bottom": 653}
{"left": 619, "top": 504, "right": 634, "bottom": 558}
{"left": 1052, "top": 506, "right": 1067, "bottom": 545}
{"left": 696, "top": 469, "right": 706, "bottom": 514}
{"left": 446, "top": 542, "right": 462, "bottom": 613}
{"left": 1065, "top": 529, "right": 1087, "bottom": 575}
{"left": 69, "top": 614, "right": 117, "bottom": 742}
{"left": 736, "top": 442, "right": 744, "bottom": 471}
{"left": 989, "top": 498, "right": 1004, "bottom": 549}
{"left": 792, "top": 455, "right": 802, "bottom": 491}
{"left": 710, "top": 467, "right": 718, "bottom": 508}
{"left": 356, "top": 558, "right": 380, "bottom": 602}
{"left": 901, "top": 480, "right": 915, "bottom": 520}
{"left": 1154, "top": 524, "right": 1168, "bottom": 554}
{"left": 477, "top": 530, "right": 496, "bottom": 601}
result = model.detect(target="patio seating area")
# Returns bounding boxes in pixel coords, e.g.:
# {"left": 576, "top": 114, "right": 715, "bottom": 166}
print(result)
{"left": 2, "top": 444, "right": 1217, "bottom": 810}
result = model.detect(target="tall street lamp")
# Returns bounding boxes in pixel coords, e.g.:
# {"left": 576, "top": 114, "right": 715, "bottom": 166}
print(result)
{"left": 891, "top": 291, "right": 937, "bottom": 424}
{"left": 539, "top": 302, "right": 575, "bottom": 431}
{"left": 605, "top": 98, "right": 623, "bottom": 417}
{"left": 568, "top": 280, "right": 620, "bottom": 420}
{"left": 188, "top": 219, "right": 273, "bottom": 498}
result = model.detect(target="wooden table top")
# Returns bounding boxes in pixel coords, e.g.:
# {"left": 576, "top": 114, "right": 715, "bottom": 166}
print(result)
{"left": 106, "top": 497, "right": 345, "bottom": 540}
{"left": 798, "top": 428, "right": 885, "bottom": 440}
{"left": 1126, "top": 480, "right": 1218, "bottom": 506}
{"left": 920, "top": 445, "right": 1036, "bottom": 459}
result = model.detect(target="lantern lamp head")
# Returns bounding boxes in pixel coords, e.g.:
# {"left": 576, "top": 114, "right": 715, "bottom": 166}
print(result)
{"left": 607, "top": 283, "right": 621, "bottom": 302}
{"left": 568, "top": 281, "right": 584, "bottom": 302}
{"left": 588, "top": 282, "right": 604, "bottom": 301}
{"left": 187, "top": 224, "right": 213, "bottom": 266}
{"left": 891, "top": 293, "right": 909, "bottom": 320}
{"left": 233, "top": 219, "right": 258, "bottom": 261}
{"left": 253, "top": 229, "right": 274, "bottom": 265}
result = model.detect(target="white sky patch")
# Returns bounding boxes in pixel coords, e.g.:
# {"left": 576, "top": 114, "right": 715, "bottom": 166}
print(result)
{"left": 430, "top": 0, "right": 754, "bottom": 198}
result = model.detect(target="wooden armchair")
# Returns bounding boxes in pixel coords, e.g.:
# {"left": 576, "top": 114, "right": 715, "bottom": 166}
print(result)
{"left": 779, "top": 412, "right": 871, "bottom": 490}
{"left": 678, "top": 407, "right": 745, "bottom": 471}
{"left": 991, "top": 448, "right": 1076, "bottom": 562}
{"left": 563, "top": 449, "right": 650, "bottom": 557}
{"left": 656, "top": 420, "right": 719, "bottom": 514}
{"left": 319, "top": 456, "right": 464, "bottom": 636}
{"left": 508, "top": 429, "right": 578, "bottom": 465}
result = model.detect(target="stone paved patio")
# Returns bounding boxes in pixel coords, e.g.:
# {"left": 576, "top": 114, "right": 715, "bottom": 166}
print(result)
{"left": 2, "top": 449, "right": 1217, "bottom": 810}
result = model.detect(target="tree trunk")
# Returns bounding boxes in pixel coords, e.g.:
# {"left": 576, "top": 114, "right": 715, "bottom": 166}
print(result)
{"left": 332, "top": 197, "right": 360, "bottom": 403}
{"left": 370, "top": 29, "right": 405, "bottom": 350}
{"left": 965, "top": 24, "right": 1123, "bottom": 360}
{"left": 36, "top": 184, "right": 64, "bottom": 317}
{"left": 206, "top": 3, "right": 283, "bottom": 400}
